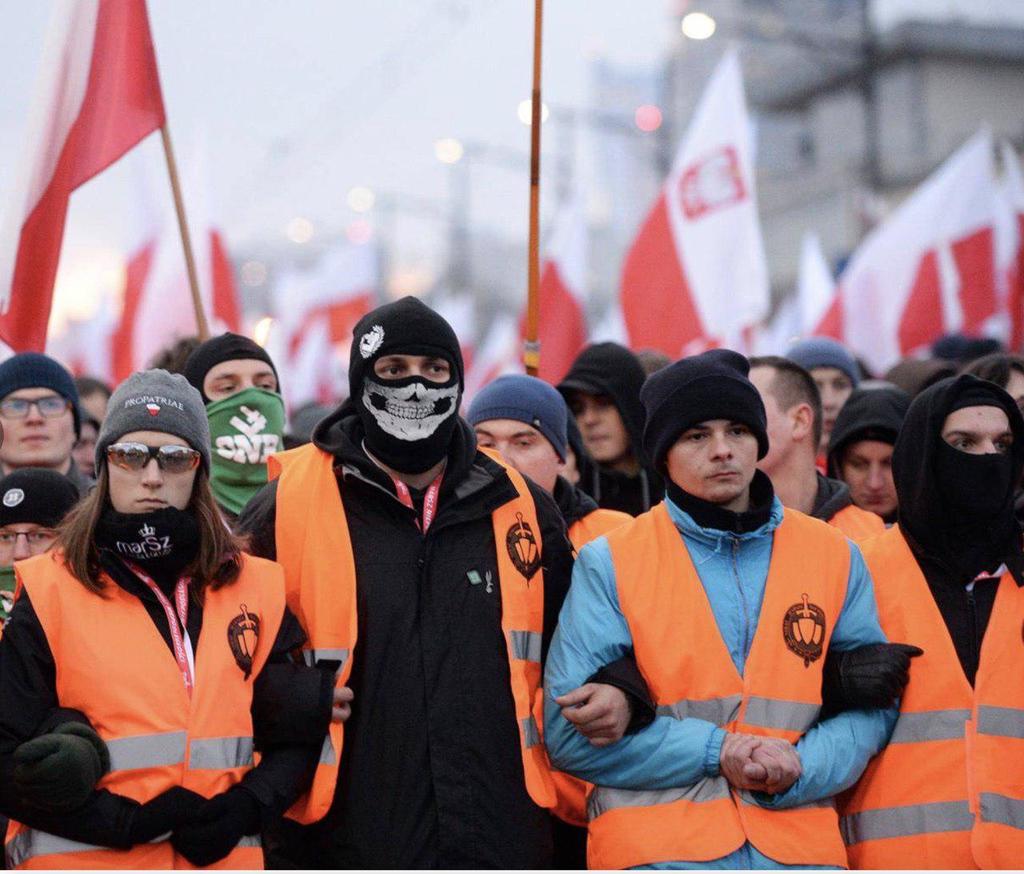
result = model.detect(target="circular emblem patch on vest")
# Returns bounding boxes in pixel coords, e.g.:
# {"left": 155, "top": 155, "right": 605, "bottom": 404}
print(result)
{"left": 782, "top": 593, "right": 826, "bottom": 667}
{"left": 506, "top": 512, "right": 540, "bottom": 582}
{"left": 2, "top": 488, "right": 24, "bottom": 508}
{"left": 227, "top": 604, "right": 261, "bottom": 679}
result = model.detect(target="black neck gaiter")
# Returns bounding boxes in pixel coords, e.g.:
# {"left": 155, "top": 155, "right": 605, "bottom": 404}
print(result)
{"left": 95, "top": 506, "right": 200, "bottom": 585}
{"left": 357, "top": 374, "right": 462, "bottom": 474}
{"left": 667, "top": 469, "right": 776, "bottom": 534}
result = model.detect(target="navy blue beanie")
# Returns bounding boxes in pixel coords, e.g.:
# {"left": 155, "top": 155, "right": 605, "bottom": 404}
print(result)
{"left": 0, "top": 353, "right": 81, "bottom": 437}
{"left": 640, "top": 349, "right": 769, "bottom": 469}
{"left": 786, "top": 337, "right": 860, "bottom": 388}
{"left": 467, "top": 375, "right": 568, "bottom": 462}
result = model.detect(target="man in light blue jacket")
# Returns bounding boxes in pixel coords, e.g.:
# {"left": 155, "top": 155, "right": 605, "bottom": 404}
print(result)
{"left": 545, "top": 349, "right": 905, "bottom": 870}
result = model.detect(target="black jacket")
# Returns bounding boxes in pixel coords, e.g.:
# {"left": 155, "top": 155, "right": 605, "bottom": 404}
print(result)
{"left": 0, "top": 554, "right": 328, "bottom": 849}
{"left": 237, "top": 404, "right": 575, "bottom": 869}
{"left": 558, "top": 343, "right": 663, "bottom": 516}
{"left": 811, "top": 472, "right": 859, "bottom": 523}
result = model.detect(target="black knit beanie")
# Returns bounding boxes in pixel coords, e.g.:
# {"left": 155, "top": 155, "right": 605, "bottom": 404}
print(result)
{"left": 183, "top": 333, "right": 279, "bottom": 403}
{"left": 349, "top": 296, "right": 464, "bottom": 397}
{"left": 0, "top": 468, "right": 79, "bottom": 528}
{"left": 640, "top": 349, "right": 769, "bottom": 469}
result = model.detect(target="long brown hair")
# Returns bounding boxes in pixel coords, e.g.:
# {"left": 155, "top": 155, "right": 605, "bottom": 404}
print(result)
{"left": 57, "top": 463, "right": 245, "bottom": 595}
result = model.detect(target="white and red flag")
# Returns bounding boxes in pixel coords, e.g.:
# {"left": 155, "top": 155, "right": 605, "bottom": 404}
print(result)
{"left": 997, "top": 142, "right": 1024, "bottom": 349}
{"left": 619, "top": 49, "right": 769, "bottom": 356}
{"left": 520, "top": 198, "right": 588, "bottom": 384}
{"left": 840, "top": 130, "right": 998, "bottom": 373}
{"left": 276, "top": 243, "right": 377, "bottom": 408}
{"left": 759, "top": 233, "right": 837, "bottom": 353}
{"left": 463, "top": 314, "right": 521, "bottom": 406}
{"left": 0, "top": 0, "right": 165, "bottom": 352}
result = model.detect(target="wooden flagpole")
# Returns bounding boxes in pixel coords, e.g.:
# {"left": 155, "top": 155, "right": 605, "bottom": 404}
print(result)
{"left": 159, "top": 124, "right": 209, "bottom": 340}
{"left": 523, "top": 0, "right": 543, "bottom": 376}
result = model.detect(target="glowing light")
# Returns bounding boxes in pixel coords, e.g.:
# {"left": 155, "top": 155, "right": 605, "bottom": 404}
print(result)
{"left": 240, "top": 260, "right": 267, "bottom": 287}
{"left": 347, "top": 186, "right": 376, "bottom": 213}
{"left": 346, "top": 219, "right": 374, "bottom": 245}
{"left": 681, "top": 11, "right": 716, "bottom": 39}
{"left": 286, "top": 217, "right": 314, "bottom": 244}
{"left": 253, "top": 316, "right": 274, "bottom": 347}
{"left": 517, "top": 99, "right": 549, "bottom": 126}
{"left": 434, "top": 138, "right": 464, "bottom": 164}
{"left": 634, "top": 104, "right": 663, "bottom": 132}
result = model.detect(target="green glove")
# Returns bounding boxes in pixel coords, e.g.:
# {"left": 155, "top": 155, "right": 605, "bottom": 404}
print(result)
{"left": 12, "top": 723, "right": 111, "bottom": 812}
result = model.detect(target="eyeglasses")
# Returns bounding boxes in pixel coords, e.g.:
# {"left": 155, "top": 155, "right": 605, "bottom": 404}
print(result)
{"left": 0, "top": 529, "right": 57, "bottom": 546}
{"left": 106, "top": 442, "right": 201, "bottom": 474}
{"left": 0, "top": 396, "right": 70, "bottom": 419}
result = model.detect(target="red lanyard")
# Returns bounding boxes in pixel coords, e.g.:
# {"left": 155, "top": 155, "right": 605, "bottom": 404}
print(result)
{"left": 392, "top": 472, "right": 443, "bottom": 533}
{"left": 127, "top": 561, "right": 194, "bottom": 697}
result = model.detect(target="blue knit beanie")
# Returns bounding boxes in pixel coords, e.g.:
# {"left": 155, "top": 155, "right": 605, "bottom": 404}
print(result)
{"left": 0, "top": 352, "right": 81, "bottom": 437}
{"left": 785, "top": 337, "right": 860, "bottom": 387}
{"left": 467, "top": 375, "right": 568, "bottom": 462}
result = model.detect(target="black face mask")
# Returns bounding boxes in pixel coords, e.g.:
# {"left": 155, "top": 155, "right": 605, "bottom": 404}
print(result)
{"left": 96, "top": 505, "right": 200, "bottom": 583}
{"left": 934, "top": 439, "right": 1014, "bottom": 522}
{"left": 357, "top": 374, "right": 461, "bottom": 474}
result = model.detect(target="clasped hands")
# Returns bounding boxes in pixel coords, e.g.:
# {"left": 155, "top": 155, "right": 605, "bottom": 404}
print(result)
{"left": 719, "top": 731, "right": 801, "bottom": 795}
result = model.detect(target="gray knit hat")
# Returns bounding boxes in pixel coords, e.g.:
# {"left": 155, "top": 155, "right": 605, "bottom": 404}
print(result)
{"left": 96, "top": 370, "right": 211, "bottom": 472}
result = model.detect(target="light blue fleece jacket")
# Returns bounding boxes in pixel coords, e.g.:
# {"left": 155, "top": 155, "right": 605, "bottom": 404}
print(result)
{"left": 544, "top": 495, "right": 897, "bottom": 870}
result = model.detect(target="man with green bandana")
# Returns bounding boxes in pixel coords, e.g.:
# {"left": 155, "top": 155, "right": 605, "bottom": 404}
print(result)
{"left": 183, "top": 333, "right": 286, "bottom": 520}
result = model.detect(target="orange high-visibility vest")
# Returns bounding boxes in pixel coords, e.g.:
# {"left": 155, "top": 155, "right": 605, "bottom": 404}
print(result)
{"left": 829, "top": 504, "right": 885, "bottom": 542}
{"left": 268, "top": 444, "right": 557, "bottom": 825}
{"left": 567, "top": 507, "right": 631, "bottom": 554}
{"left": 587, "top": 504, "right": 852, "bottom": 870}
{"left": 839, "top": 525, "right": 1024, "bottom": 869}
{"left": 4, "top": 551, "right": 284, "bottom": 870}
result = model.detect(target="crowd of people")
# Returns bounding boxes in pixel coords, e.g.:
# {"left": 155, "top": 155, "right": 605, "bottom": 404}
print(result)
{"left": 0, "top": 295, "right": 1022, "bottom": 869}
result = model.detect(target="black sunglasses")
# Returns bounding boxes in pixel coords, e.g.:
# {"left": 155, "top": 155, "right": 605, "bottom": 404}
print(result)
{"left": 106, "top": 442, "right": 201, "bottom": 474}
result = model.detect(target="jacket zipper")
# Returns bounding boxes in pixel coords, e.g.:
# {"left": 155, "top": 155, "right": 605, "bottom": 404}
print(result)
{"left": 731, "top": 537, "right": 751, "bottom": 666}
{"left": 966, "top": 584, "right": 978, "bottom": 687}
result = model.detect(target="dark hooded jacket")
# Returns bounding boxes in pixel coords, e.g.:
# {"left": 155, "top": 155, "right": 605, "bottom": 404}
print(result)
{"left": 827, "top": 386, "right": 911, "bottom": 478}
{"left": 237, "top": 401, "right": 575, "bottom": 869}
{"left": 557, "top": 343, "right": 663, "bottom": 516}
{"left": 812, "top": 472, "right": 859, "bottom": 523}
{"left": 892, "top": 375, "right": 1024, "bottom": 685}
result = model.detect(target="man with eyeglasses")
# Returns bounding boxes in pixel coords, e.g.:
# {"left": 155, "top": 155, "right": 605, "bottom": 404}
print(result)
{"left": 0, "top": 353, "right": 92, "bottom": 493}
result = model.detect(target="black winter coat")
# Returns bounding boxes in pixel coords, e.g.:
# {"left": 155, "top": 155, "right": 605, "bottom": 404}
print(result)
{"left": 238, "top": 404, "right": 576, "bottom": 869}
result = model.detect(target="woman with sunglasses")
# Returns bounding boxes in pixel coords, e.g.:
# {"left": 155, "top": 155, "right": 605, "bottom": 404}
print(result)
{"left": 0, "top": 370, "right": 332, "bottom": 869}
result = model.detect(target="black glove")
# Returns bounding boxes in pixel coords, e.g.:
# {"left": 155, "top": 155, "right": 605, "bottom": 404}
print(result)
{"left": 129, "top": 786, "right": 206, "bottom": 844}
{"left": 170, "top": 785, "right": 261, "bottom": 867}
{"left": 12, "top": 722, "right": 111, "bottom": 812}
{"left": 822, "top": 643, "right": 923, "bottom": 714}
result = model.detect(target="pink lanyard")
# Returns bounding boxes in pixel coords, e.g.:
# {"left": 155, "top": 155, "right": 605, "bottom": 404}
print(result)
{"left": 392, "top": 472, "right": 443, "bottom": 533}
{"left": 127, "top": 561, "right": 194, "bottom": 697}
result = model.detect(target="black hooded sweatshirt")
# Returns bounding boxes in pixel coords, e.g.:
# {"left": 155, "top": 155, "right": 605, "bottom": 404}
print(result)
{"left": 237, "top": 402, "right": 575, "bottom": 869}
{"left": 892, "top": 375, "right": 1024, "bottom": 685}
{"left": 558, "top": 343, "right": 663, "bottom": 516}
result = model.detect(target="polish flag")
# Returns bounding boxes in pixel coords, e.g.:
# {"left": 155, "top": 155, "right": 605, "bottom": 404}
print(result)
{"left": 463, "top": 314, "right": 522, "bottom": 406}
{"left": 432, "top": 291, "right": 478, "bottom": 375}
{"left": 0, "top": 0, "right": 165, "bottom": 353}
{"left": 277, "top": 243, "right": 377, "bottom": 408}
{"left": 619, "top": 50, "right": 769, "bottom": 356}
{"left": 521, "top": 199, "right": 588, "bottom": 384}
{"left": 997, "top": 142, "right": 1024, "bottom": 349}
{"left": 759, "top": 233, "right": 837, "bottom": 353}
{"left": 840, "top": 130, "right": 998, "bottom": 373}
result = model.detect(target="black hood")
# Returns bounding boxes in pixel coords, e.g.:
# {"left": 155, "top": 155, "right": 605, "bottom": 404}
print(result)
{"left": 827, "top": 386, "right": 911, "bottom": 477}
{"left": 552, "top": 475, "right": 599, "bottom": 528}
{"left": 557, "top": 343, "right": 649, "bottom": 468}
{"left": 893, "top": 374, "right": 1024, "bottom": 586}
{"left": 812, "top": 473, "right": 854, "bottom": 523}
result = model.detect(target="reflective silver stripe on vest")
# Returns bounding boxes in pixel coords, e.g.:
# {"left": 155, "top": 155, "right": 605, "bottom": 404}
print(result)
{"left": 742, "top": 697, "right": 820, "bottom": 734}
{"left": 839, "top": 800, "right": 974, "bottom": 845}
{"left": 656, "top": 695, "right": 741, "bottom": 726}
{"left": 106, "top": 731, "right": 187, "bottom": 772}
{"left": 981, "top": 793, "right": 1024, "bottom": 829}
{"left": 889, "top": 709, "right": 969, "bottom": 744}
{"left": 522, "top": 716, "right": 541, "bottom": 748}
{"left": 978, "top": 706, "right": 1024, "bottom": 740}
{"left": 510, "top": 630, "right": 542, "bottom": 663}
{"left": 318, "top": 732, "right": 337, "bottom": 766}
{"left": 587, "top": 777, "right": 730, "bottom": 821}
{"left": 303, "top": 647, "right": 350, "bottom": 677}
{"left": 188, "top": 736, "right": 254, "bottom": 770}
{"left": 4, "top": 828, "right": 261, "bottom": 868}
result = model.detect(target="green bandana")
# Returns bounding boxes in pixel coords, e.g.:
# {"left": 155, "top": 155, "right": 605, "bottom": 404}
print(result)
{"left": 0, "top": 564, "right": 16, "bottom": 625}
{"left": 207, "top": 387, "right": 286, "bottom": 515}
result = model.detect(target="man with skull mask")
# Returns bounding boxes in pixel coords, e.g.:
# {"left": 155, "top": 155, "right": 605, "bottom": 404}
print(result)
{"left": 239, "top": 296, "right": 580, "bottom": 868}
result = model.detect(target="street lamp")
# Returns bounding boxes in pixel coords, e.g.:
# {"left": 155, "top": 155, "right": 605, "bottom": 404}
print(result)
{"left": 680, "top": 11, "right": 716, "bottom": 40}
{"left": 434, "top": 137, "right": 464, "bottom": 165}
{"left": 347, "top": 186, "right": 376, "bottom": 213}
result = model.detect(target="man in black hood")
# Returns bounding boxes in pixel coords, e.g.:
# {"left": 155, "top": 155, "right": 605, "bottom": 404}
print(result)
{"left": 557, "top": 342, "right": 662, "bottom": 516}
{"left": 827, "top": 386, "right": 910, "bottom": 524}
{"left": 837, "top": 375, "right": 1024, "bottom": 868}
{"left": 238, "top": 297, "right": 579, "bottom": 868}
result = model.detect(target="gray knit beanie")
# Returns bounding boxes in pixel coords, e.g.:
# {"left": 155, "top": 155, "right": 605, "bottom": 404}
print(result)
{"left": 96, "top": 370, "right": 211, "bottom": 472}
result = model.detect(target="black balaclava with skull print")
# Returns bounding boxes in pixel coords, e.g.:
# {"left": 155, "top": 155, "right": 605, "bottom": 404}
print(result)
{"left": 349, "top": 296, "right": 464, "bottom": 475}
